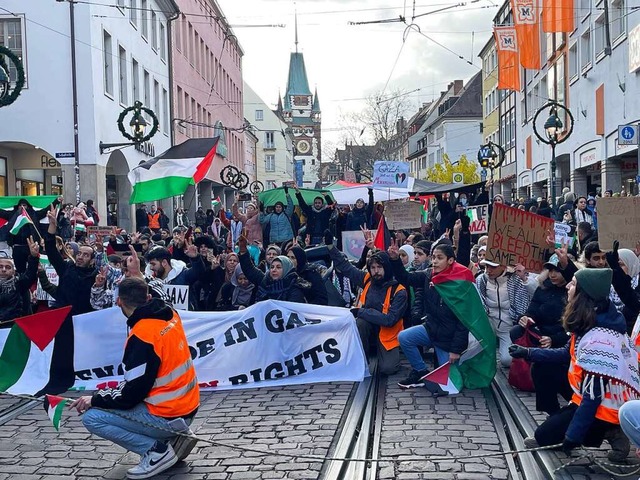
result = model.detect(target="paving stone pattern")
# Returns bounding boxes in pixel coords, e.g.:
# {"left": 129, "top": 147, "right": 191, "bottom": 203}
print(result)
{"left": 377, "top": 362, "right": 510, "bottom": 480}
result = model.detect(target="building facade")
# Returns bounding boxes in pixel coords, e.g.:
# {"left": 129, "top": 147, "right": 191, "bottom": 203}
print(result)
{"left": 0, "top": 1, "right": 177, "bottom": 231}
{"left": 243, "top": 82, "right": 294, "bottom": 189}
{"left": 171, "top": 0, "right": 244, "bottom": 215}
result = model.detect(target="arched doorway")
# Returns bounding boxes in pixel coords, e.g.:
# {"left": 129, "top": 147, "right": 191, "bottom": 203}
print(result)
{"left": 105, "top": 150, "right": 135, "bottom": 232}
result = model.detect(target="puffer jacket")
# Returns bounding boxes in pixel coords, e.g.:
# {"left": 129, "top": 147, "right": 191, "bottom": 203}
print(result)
{"left": 259, "top": 194, "right": 294, "bottom": 244}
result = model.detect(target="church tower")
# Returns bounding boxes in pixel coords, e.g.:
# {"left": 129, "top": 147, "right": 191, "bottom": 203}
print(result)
{"left": 277, "top": 13, "right": 321, "bottom": 187}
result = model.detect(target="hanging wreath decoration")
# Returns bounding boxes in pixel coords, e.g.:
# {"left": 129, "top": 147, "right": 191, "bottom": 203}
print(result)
{"left": 116, "top": 101, "right": 159, "bottom": 143}
{"left": 0, "top": 46, "right": 25, "bottom": 108}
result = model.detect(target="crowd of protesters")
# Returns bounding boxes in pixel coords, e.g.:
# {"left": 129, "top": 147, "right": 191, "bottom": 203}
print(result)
{"left": 3, "top": 180, "right": 640, "bottom": 471}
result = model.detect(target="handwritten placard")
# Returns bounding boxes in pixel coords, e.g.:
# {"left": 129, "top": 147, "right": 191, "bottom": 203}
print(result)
{"left": 341, "top": 230, "right": 377, "bottom": 261}
{"left": 554, "top": 222, "right": 576, "bottom": 248}
{"left": 163, "top": 284, "right": 189, "bottom": 310}
{"left": 372, "top": 161, "right": 410, "bottom": 188}
{"left": 486, "top": 203, "right": 555, "bottom": 273}
{"left": 467, "top": 204, "right": 489, "bottom": 234}
{"left": 87, "top": 226, "right": 115, "bottom": 238}
{"left": 597, "top": 197, "right": 640, "bottom": 249}
{"left": 384, "top": 201, "right": 422, "bottom": 231}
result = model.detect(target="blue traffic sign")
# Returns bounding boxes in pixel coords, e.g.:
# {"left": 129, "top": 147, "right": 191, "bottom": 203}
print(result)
{"left": 622, "top": 126, "right": 635, "bottom": 140}
{"left": 619, "top": 125, "right": 639, "bottom": 145}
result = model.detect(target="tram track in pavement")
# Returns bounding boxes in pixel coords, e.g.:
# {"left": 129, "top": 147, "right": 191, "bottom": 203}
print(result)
{"left": 0, "top": 395, "right": 38, "bottom": 427}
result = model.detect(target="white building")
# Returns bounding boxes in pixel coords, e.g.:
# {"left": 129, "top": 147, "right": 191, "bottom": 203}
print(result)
{"left": 0, "top": 0, "right": 177, "bottom": 231}
{"left": 243, "top": 82, "right": 294, "bottom": 189}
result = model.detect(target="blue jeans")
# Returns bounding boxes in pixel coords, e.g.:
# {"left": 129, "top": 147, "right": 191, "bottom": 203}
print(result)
{"left": 398, "top": 325, "right": 449, "bottom": 372}
{"left": 619, "top": 400, "right": 640, "bottom": 448}
{"left": 83, "top": 403, "right": 190, "bottom": 455}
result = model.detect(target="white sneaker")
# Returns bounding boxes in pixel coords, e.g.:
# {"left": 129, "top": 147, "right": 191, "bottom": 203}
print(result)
{"left": 127, "top": 442, "right": 178, "bottom": 479}
{"left": 170, "top": 429, "right": 198, "bottom": 461}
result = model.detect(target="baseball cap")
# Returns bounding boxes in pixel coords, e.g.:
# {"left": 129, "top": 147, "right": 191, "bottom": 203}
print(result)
{"left": 544, "top": 254, "right": 560, "bottom": 270}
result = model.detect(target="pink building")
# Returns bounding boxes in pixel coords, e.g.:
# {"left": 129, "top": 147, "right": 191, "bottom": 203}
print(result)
{"left": 171, "top": 0, "right": 244, "bottom": 217}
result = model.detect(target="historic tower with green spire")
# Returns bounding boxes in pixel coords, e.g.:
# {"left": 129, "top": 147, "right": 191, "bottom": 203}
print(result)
{"left": 277, "top": 12, "right": 321, "bottom": 187}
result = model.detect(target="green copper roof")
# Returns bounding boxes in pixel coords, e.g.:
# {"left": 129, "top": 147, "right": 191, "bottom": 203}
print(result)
{"left": 312, "top": 88, "right": 320, "bottom": 112}
{"left": 285, "top": 52, "right": 312, "bottom": 98}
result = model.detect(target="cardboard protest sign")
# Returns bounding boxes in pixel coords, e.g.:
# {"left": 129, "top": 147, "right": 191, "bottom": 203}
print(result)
{"left": 486, "top": 203, "right": 555, "bottom": 273}
{"left": 554, "top": 222, "right": 576, "bottom": 249}
{"left": 467, "top": 205, "right": 489, "bottom": 234}
{"left": 372, "top": 161, "right": 410, "bottom": 188}
{"left": 597, "top": 197, "right": 640, "bottom": 249}
{"left": 384, "top": 201, "right": 422, "bottom": 231}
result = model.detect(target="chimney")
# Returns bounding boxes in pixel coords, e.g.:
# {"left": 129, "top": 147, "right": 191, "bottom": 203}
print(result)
{"left": 453, "top": 80, "right": 464, "bottom": 94}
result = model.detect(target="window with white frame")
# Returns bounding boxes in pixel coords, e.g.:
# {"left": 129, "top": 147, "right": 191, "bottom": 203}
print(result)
{"left": 143, "top": 69, "right": 150, "bottom": 108}
{"left": 265, "top": 131, "right": 275, "bottom": 148}
{"left": 594, "top": 14, "right": 606, "bottom": 56}
{"left": 255, "top": 110, "right": 263, "bottom": 121}
{"left": 103, "top": 30, "right": 113, "bottom": 96}
{"left": 153, "top": 80, "right": 160, "bottom": 126}
{"left": 162, "top": 88, "right": 168, "bottom": 134}
{"left": 118, "top": 46, "right": 127, "bottom": 104}
{"left": 580, "top": 0, "right": 591, "bottom": 18}
{"left": 177, "top": 86, "right": 184, "bottom": 131}
{"left": 130, "top": 0, "right": 137, "bottom": 27}
{"left": 569, "top": 42, "right": 578, "bottom": 78}
{"left": 265, "top": 155, "right": 275, "bottom": 172}
{"left": 436, "top": 125, "right": 444, "bottom": 139}
{"left": 140, "top": 0, "right": 148, "bottom": 38}
{"left": 160, "top": 23, "right": 166, "bottom": 60}
{"left": 581, "top": 27, "right": 592, "bottom": 71}
{"left": 151, "top": 10, "right": 157, "bottom": 51}
{"left": 175, "top": 15, "right": 182, "bottom": 52}
{"left": 610, "top": 0, "right": 626, "bottom": 41}
{"left": 0, "top": 17, "right": 26, "bottom": 86}
{"left": 132, "top": 58, "right": 139, "bottom": 101}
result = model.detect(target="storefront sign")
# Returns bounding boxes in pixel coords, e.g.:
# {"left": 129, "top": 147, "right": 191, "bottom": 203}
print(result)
{"left": 579, "top": 149, "right": 597, "bottom": 167}
{"left": 597, "top": 197, "right": 640, "bottom": 249}
{"left": 486, "top": 203, "right": 555, "bottom": 273}
{"left": 384, "top": 200, "right": 422, "bottom": 230}
{"left": 40, "top": 155, "right": 61, "bottom": 168}
{"left": 134, "top": 141, "right": 155, "bottom": 157}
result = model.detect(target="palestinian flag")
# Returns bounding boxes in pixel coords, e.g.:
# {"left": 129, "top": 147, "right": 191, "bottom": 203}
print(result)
{"left": 373, "top": 214, "right": 392, "bottom": 251}
{"left": 0, "top": 306, "right": 72, "bottom": 395}
{"left": 422, "top": 361, "right": 463, "bottom": 395}
{"left": 426, "top": 262, "right": 496, "bottom": 392}
{"left": 9, "top": 207, "right": 34, "bottom": 235}
{"left": 212, "top": 196, "right": 222, "bottom": 208}
{"left": 44, "top": 394, "right": 69, "bottom": 431}
{"left": 128, "top": 137, "right": 219, "bottom": 204}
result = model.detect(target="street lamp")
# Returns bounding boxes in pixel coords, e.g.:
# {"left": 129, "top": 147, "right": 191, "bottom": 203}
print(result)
{"left": 99, "top": 101, "right": 159, "bottom": 154}
{"left": 477, "top": 141, "right": 505, "bottom": 199}
{"left": 533, "top": 101, "right": 574, "bottom": 210}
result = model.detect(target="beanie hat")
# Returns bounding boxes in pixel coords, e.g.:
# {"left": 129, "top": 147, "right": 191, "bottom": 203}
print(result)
{"left": 574, "top": 268, "right": 613, "bottom": 302}
{"left": 564, "top": 192, "right": 576, "bottom": 203}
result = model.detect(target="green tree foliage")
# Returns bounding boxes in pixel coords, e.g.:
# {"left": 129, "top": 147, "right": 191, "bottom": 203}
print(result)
{"left": 425, "top": 154, "right": 480, "bottom": 184}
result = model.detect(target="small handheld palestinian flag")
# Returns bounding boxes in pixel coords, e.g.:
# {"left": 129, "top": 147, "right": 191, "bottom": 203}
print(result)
{"left": 44, "top": 394, "right": 69, "bottom": 431}
{"left": 10, "top": 206, "right": 34, "bottom": 235}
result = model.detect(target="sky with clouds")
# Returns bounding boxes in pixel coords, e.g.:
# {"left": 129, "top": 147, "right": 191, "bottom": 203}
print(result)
{"left": 216, "top": 0, "right": 498, "bottom": 148}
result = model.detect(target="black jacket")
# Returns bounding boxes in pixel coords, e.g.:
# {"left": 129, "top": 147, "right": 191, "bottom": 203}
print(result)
{"left": 44, "top": 235, "right": 96, "bottom": 316}
{"left": 238, "top": 251, "right": 309, "bottom": 303}
{"left": 0, "top": 255, "right": 38, "bottom": 323}
{"left": 526, "top": 279, "right": 568, "bottom": 347}
{"left": 610, "top": 262, "right": 640, "bottom": 335}
{"left": 135, "top": 207, "right": 148, "bottom": 231}
{"left": 390, "top": 259, "right": 468, "bottom": 354}
{"left": 296, "top": 192, "right": 334, "bottom": 240}
{"left": 289, "top": 246, "right": 328, "bottom": 306}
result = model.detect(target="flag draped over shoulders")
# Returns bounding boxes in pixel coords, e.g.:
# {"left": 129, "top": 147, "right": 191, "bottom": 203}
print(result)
{"left": 432, "top": 262, "right": 496, "bottom": 389}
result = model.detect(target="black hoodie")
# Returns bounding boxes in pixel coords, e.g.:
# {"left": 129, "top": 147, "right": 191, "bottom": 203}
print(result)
{"left": 0, "top": 198, "right": 60, "bottom": 245}
{"left": 290, "top": 246, "right": 328, "bottom": 305}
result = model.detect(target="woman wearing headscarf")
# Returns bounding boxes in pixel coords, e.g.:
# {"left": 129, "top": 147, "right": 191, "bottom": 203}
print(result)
{"left": 398, "top": 245, "right": 415, "bottom": 272}
{"left": 286, "top": 245, "right": 328, "bottom": 305}
{"left": 510, "top": 268, "right": 639, "bottom": 462}
{"left": 238, "top": 236, "right": 309, "bottom": 303}
{"left": 607, "top": 243, "right": 640, "bottom": 334}
{"left": 261, "top": 244, "right": 281, "bottom": 273}
{"left": 218, "top": 264, "right": 256, "bottom": 310}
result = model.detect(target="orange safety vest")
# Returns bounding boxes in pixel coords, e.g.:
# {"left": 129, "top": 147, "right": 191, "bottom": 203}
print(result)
{"left": 567, "top": 335, "right": 620, "bottom": 424}
{"left": 357, "top": 273, "right": 405, "bottom": 351}
{"left": 128, "top": 311, "right": 200, "bottom": 418}
{"left": 148, "top": 212, "right": 161, "bottom": 230}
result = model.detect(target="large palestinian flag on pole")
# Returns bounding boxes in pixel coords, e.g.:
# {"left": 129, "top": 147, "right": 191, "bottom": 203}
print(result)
{"left": 422, "top": 263, "right": 496, "bottom": 393}
{"left": 0, "top": 307, "right": 72, "bottom": 395}
{"left": 128, "top": 137, "right": 219, "bottom": 204}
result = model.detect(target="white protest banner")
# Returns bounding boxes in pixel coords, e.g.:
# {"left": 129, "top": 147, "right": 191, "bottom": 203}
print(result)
{"left": 162, "top": 285, "right": 189, "bottom": 310}
{"left": 467, "top": 205, "right": 489, "bottom": 234}
{"left": 71, "top": 300, "right": 368, "bottom": 391}
{"left": 342, "top": 230, "right": 376, "bottom": 261}
{"left": 372, "top": 161, "right": 410, "bottom": 188}
{"left": 554, "top": 222, "right": 576, "bottom": 248}
{"left": 384, "top": 201, "right": 422, "bottom": 231}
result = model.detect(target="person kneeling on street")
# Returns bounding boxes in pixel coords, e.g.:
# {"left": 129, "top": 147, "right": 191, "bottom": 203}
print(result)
{"left": 509, "top": 268, "right": 639, "bottom": 462}
{"left": 71, "top": 277, "right": 200, "bottom": 479}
